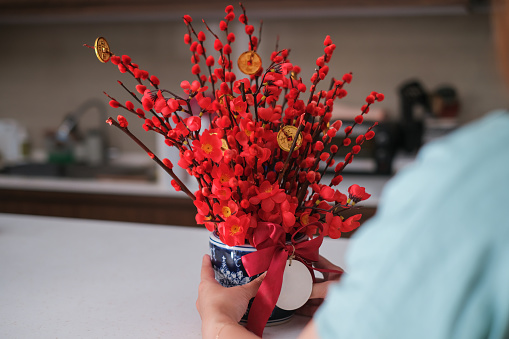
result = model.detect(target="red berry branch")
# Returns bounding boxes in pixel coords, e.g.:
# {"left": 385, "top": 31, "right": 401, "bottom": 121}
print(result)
{"left": 87, "top": 3, "right": 385, "bottom": 246}
{"left": 106, "top": 116, "right": 196, "bottom": 200}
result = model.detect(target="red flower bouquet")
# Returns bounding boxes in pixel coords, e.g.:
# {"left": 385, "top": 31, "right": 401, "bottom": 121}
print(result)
{"left": 87, "top": 3, "right": 383, "bottom": 335}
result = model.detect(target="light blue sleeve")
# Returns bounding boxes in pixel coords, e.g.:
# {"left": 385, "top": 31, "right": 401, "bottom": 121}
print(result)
{"left": 315, "top": 111, "right": 509, "bottom": 339}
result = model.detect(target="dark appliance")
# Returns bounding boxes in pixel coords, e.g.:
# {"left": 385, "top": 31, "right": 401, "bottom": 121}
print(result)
{"left": 399, "top": 80, "right": 432, "bottom": 153}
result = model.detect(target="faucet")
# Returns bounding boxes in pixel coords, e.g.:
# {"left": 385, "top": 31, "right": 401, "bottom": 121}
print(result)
{"left": 55, "top": 98, "right": 109, "bottom": 165}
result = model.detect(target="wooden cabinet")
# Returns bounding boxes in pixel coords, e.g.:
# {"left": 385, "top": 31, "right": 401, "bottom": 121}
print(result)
{"left": 0, "top": 188, "right": 375, "bottom": 237}
{"left": 0, "top": 188, "right": 197, "bottom": 227}
{"left": 0, "top": 0, "right": 478, "bottom": 18}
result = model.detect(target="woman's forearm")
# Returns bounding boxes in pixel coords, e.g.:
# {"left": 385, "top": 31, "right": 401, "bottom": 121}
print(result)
{"left": 202, "top": 318, "right": 261, "bottom": 339}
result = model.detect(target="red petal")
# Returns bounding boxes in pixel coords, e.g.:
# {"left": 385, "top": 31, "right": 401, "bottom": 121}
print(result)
{"left": 272, "top": 191, "right": 287, "bottom": 204}
{"left": 249, "top": 196, "right": 261, "bottom": 205}
{"left": 283, "top": 212, "right": 296, "bottom": 228}
{"left": 261, "top": 198, "right": 275, "bottom": 212}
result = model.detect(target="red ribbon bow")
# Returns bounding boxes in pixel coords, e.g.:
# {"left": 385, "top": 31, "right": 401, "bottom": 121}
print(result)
{"left": 241, "top": 222, "right": 324, "bottom": 337}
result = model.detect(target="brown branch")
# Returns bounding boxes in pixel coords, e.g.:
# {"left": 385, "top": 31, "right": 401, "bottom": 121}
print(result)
{"left": 106, "top": 117, "right": 195, "bottom": 200}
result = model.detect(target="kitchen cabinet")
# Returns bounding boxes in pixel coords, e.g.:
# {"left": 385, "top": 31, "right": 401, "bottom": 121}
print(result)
{"left": 0, "top": 0, "right": 484, "bottom": 22}
{"left": 0, "top": 188, "right": 198, "bottom": 226}
{"left": 0, "top": 176, "right": 377, "bottom": 237}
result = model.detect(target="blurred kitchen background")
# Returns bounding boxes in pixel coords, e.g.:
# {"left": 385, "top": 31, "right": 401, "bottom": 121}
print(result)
{"left": 0, "top": 0, "right": 506, "bottom": 227}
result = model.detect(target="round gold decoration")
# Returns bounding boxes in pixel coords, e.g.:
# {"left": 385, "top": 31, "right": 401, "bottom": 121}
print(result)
{"left": 237, "top": 51, "right": 262, "bottom": 75}
{"left": 277, "top": 125, "right": 302, "bottom": 152}
{"left": 221, "top": 138, "right": 229, "bottom": 151}
{"left": 94, "top": 37, "right": 111, "bottom": 63}
{"left": 218, "top": 94, "right": 235, "bottom": 106}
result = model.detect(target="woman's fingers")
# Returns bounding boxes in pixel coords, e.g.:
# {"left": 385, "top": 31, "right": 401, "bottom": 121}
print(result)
{"left": 295, "top": 299, "right": 323, "bottom": 317}
{"left": 200, "top": 254, "right": 217, "bottom": 282}
{"left": 309, "top": 280, "right": 334, "bottom": 299}
{"left": 309, "top": 256, "right": 343, "bottom": 300}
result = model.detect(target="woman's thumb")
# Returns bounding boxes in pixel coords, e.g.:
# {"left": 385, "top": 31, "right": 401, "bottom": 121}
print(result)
{"left": 242, "top": 272, "right": 267, "bottom": 298}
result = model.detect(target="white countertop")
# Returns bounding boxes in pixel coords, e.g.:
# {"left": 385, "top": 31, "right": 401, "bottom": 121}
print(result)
{"left": 0, "top": 213, "right": 350, "bottom": 338}
{"left": 0, "top": 173, "right": 388, "bottom": 206}
{"left": 0, "top": 174, "right": 189, "bottom": 197}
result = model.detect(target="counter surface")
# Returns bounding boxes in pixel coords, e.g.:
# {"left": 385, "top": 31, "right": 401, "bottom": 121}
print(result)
{"left": 0, "top": 173, "right": 388, "bottom": 206}
{"left": 0, "top": 213, "right": 350, "bottom": 338}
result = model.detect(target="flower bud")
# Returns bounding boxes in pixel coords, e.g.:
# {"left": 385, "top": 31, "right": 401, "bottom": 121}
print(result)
{"left": 171, "top": 180, "right": 181, "bottom": 191}
{"left": 342, "top": 73, "right": 353, "bottom": 84}
{"left": 162, "top": 158, "right": 173, "bottom": 169}
{"left": 109, "top": 100, "right": 120, "bottom": 108}
{"left": 366, "top": 95, "right": 375, "bottom": 104}
{"left": 307, "top": 171, "right": 316, "bottom": 183}
{"left": 191, "top": 64, "right": 201, "bottom": 75}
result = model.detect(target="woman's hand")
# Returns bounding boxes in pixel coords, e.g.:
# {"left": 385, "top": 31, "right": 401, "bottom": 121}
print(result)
{"left": 196, "top": 254, "right": 341, "bottom": 337}
{"left": 297, "top": 255, "right": 343, "bottom": 317}
{"left": 196, "top": 254, "right": 265, "bottom": 339}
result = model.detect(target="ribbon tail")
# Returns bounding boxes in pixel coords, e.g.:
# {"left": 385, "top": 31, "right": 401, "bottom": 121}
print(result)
{"left": 245, "top": 249, "right": 288, "bottom": 337}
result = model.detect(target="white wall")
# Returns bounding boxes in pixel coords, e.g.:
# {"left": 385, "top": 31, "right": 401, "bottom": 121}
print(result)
{"left": 261, "top": 14, "right": 507, "bottom": 119}
{"left": 0, "top": 12, "right": 506, "bottom": 157}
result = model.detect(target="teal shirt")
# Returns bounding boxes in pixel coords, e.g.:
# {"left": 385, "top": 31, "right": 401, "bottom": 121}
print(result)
{"left": 315, "top": 111, "right": 509, "bottom": 339}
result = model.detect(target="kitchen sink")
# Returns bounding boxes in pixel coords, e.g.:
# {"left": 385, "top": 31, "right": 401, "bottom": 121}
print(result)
{"left": 0, "top": 162, "right": 156, "bottom": 181}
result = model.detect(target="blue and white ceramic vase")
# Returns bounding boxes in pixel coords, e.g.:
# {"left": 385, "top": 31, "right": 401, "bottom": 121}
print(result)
{"left": 208, "top": 232, "right": 295, "bottom": 325}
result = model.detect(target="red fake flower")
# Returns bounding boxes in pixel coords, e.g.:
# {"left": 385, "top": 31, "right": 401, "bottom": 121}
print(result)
{"left": 280, "top": 199, "right": 297, "bottom": 231}
{"left": 319, "top": 185, "right": 335, "bottom": 202}
{"left": 299, "top": 212, "right": 320, "bottom": 228}
{"left": 192, "top": 130, "right": 223, "bottom": 163}
{"left": 249, "top": 181, "right": 287, "bottom": 212}
{"left": 219, "top": 214, "right": 250, "bottom": 246}
{"left": 341, "top": 214, "right": 362, "bottom": 233}
{"left": 211, "top": 163, "right": 235, "bottom": 187}
{"left": 258, "top": 107, "right": 281, "bottom": 124}
{"left": 325, "top": 213, "right": 343, "bottom": 239}
{"left": 230, "top": 96, "right": 248, "bottom": 116}
{"left": 195, "top": 211, "right": 215, "bottom": 232}
{"left": 212, "top": 179, "right": 232, "bottom": 201}
{"left": 348, "top": 184, "right": 371, "bottom": 204}
{"left": 194, "top": 198, "right": 210, "bottom": 217}
{"left": 185, "top": 116, "right": 201, "bottom": 131}
{"left": 96, "top": 4, "right": 385, "bottom": 249}
{"left": 181, "top": 80, "right": 207, "bottom": 95}
{"left": 213, "top": 200, "right": 239, "bottom": 219}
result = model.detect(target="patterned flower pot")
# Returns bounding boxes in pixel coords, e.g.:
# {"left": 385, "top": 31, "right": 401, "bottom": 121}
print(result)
{"left": 208, "top": 232, "right": 295, "bottom": 325}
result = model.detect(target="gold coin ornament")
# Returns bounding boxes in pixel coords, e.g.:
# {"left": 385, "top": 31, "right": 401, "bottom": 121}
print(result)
{"left": 218, "top": 94, "right": 235, "bottom": 106}
{"left": 237, "top": 51, "right": 262, "bottom": 75}
{"left": 221, "top": 139, "right": 229, "bottom": 151}
{"left": 277, "top": 125, "right": 302, "bottom": 152}
{"left": 94, "top": 37, "right": 111, "bottom": 63}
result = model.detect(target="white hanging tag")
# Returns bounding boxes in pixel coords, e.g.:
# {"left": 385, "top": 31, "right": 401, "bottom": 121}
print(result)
{"left": 275, "top": 259, "right": 313, "bottom": 311}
